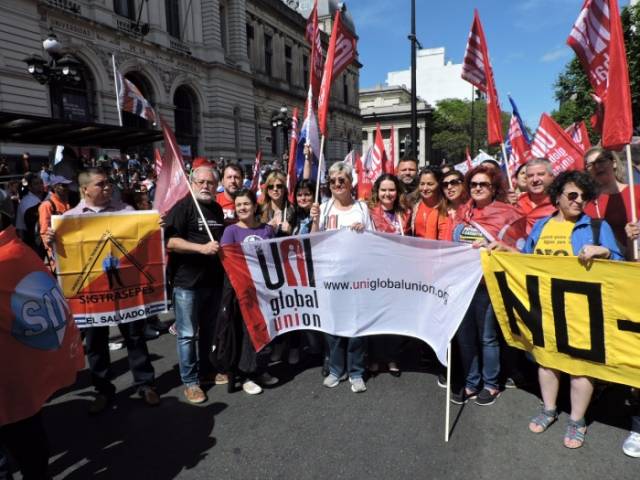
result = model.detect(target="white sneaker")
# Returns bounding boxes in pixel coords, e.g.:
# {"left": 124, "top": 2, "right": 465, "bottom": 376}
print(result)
{"left": 350, "top": 377, "right": 367, "bottom": 393}
{"left": 323, "top": 373, "right": 345, "bottom": 388}
{"left": 258, "top": 372, "right": 278, "bottom": 386}
{"left": 242, "top": 380, "right": 263, "bottom": 395}
{"left": 623, "top": 431, "right": 640, "bottom": 458}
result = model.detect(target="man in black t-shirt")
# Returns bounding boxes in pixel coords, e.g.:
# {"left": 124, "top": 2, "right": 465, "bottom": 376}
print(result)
{"left": 165, "top": 167, "right": 226, "bottom": 404}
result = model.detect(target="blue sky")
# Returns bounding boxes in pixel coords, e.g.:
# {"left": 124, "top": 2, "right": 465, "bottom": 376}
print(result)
{"left": 348, "top": 0, "right": 630, "bottom": 129}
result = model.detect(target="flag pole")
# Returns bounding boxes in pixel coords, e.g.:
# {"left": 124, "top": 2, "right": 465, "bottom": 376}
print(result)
{"left": 111, "top": 54, "right": 123, "bottom": 127}
{"left": 500, "top": 142, "right": 514, "bottom": 190}
{"left": 445, "top": 342, "right": 452, "bottom": 443}
{"left": 314, "top": 135, "right": 326, "bottom": 203}
{"left": 625, "top": 144, "right": 639, "bottom": 260}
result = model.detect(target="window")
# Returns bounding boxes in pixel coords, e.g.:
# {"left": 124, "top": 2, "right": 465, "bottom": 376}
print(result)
{"left": 165, "top": 0, "right": 180, "bottom": 38}
{"left": 285, "top": 45, "right": 292, "bottom": 84}
{"left": 114, "top": 0, "right": 136, "bottom": 19}
{"left": 174, "top": 86, "right": 199, "bottom": 157}
{"left": 220, "top": 3, "right": 228, "bottom": 53}
{"left": 302, "top": 55, "right": 309, "bottom": 85}
{"left": 343, "top": 74, "right": 349, "bottom": 105}
{"left": 264, "top": 34, "right": 273, "bottom": 76}
{"left": 246, "top": 23, "right": 254, "bottom": 55}
{"left": 50, "top": 63, "right": 95, "bottom": 122}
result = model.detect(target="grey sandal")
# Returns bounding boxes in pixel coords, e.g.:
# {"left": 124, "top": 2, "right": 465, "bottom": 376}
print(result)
{"left": 529, "top": 408, "right": 558, "bottom": 433}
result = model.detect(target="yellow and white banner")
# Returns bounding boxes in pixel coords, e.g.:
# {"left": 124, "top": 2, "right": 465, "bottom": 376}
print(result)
{"left": 52, "top": 211, "right": 167, "bottom": 327}
{"left": 482, "top": 251, "right": 640, "bottom": 388}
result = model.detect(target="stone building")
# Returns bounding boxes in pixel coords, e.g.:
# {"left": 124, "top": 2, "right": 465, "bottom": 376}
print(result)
{"left": 0, "top": 0, "right": 361, "bottom": 168}
{"left": 360, "top": 85, "right": 432, "bottom": 167}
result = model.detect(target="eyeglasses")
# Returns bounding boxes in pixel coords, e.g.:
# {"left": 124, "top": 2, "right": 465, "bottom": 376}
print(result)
{"left": 563, "top": 191, "right": 587, "bottom": 202}
{"left": 329, "top": 177, "right": 347, "bottom": 186}
{"left": 194, "top": 180, "right": 216, "bottom": 187}
{"left": 267, "top": 184, "right": 284, "bottom": 191}
{"left": 585, "top": 157, "right": 611, "bottom": 170}
{"left": 469, "top": 181, "right": 492, "bottom": 190}
{"left": 442, "top": 179, "right": 463, "bottom": 188}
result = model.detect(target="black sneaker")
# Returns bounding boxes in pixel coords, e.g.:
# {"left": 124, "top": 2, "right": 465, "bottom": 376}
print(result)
{"left": 437, "top": 374, "right": 447, "bottom": 389}
{"left": 475, "top": 388, "right": 501, "bottom": 406}
{"left": 450, "top": 388, "right": 478, "bottom": 405}
{"left": 504, "top": 377, "right": 517, "bottom": 389}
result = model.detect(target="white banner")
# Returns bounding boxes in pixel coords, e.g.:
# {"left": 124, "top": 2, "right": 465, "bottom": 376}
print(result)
{"left": 222, "top": 229, "right": 483, "bottom": 365}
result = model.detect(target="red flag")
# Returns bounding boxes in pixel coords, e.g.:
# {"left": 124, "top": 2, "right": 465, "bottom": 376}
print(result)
{"left": 465, "top": 147, "right": 473, "bottom": 170}
{"left": 531, "top": 113, "right": 585, "bottom": 175}
{"left": 461, "top": 10, "right": 503, "bottom": 146}
{"left": 507, "top": 114, "right": 533, "bottom": 178}
{"left": 306, "top": 1, "right": 324, "bottom": 107}
{"left": 357, "top": 150, "right": 373, "bottom": 201}
{"left": 365, "top": 124, "right": 387, "bottom": 182}
{"left": 287, "top": 108, "right": 299, "bottom": 203}
{"left": 387, "top": 126, "right": 396, "bottom": 175}
{"left": 567, "top": 0, "right": 632, "bottom": 149}
{"left": 317, "top": 10, "right": 357, "bottom": 136}
{"left": 154, "top": 117, "right": 190, "bottom": 215}
{"left": 154, "top": 148, "right": 163, "bottom": 176}
{"left": 565, "top": 121, "right": 592, "bottom": 154}
{"left": 250, "top": 151, "right": 262, "bottom": 193}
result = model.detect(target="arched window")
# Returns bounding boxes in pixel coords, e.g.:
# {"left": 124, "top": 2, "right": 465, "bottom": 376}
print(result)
{"left": 174, "top": 85, "right": 199, "bottom": 158}
{"left": 49, "top": 60, "right": 95, "bottom": 122}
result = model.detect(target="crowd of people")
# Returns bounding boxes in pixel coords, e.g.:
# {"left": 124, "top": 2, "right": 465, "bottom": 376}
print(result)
{"left": 1, "top": 145, "right": 640, "bottom": 479}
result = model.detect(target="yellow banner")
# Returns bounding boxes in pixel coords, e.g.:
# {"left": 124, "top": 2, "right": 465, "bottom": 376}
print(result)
{"left": 482, "top": 251, "right": 640, "bottom": 388}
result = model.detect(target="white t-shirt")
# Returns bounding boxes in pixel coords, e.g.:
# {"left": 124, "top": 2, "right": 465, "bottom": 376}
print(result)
{"left": 319, "top": 199, "right": 373, "bottom": 231}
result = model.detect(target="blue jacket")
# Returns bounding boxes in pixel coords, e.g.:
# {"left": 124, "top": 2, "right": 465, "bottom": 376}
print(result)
{"left": 523, "top": 213, "right": 623, "bottom": 260}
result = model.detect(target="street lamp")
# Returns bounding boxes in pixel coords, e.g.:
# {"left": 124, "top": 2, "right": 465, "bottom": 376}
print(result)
{"left": 23, "top": 31, "right": 82, "bottom": 85}
{"left": 271, "top": 106, "right": 292, "bottom": 160}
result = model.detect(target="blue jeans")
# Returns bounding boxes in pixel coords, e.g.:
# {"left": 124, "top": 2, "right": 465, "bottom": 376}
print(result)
{"left": 325, "top": 334, "right": 367, "bottom": 380}
{"left": 173, "top": 286, "right": 221, "bottom": 386}
{"left": 455, "top": 284, "right": 500, "bottom": 391}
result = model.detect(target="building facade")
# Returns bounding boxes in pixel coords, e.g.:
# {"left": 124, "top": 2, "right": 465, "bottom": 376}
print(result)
{"left": 0, "top": 0, "right": 361, "bottom": 167}
{"left": 386, "top": 47, "right": 470, "bottom": 108}
{"left": 360, "top": 85, "right": 432, "bottom": 166}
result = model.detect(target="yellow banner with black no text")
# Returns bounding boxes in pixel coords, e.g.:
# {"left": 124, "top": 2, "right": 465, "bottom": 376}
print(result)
{"left": 482, "top": 251, "right": 640, "bottom": 388}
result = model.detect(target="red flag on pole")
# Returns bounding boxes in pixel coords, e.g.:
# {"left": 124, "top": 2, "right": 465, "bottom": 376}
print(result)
{"left": 305, "top": 0, "right": 324, "bottom": 107}
{"left": 250, "top": 151, "right": 262, "bottom": 193}
{"left": 567, "top": 0, "right": 632, "bottom": 149}
{"left": 287, "top": 108, "right": 299, "bottom": 203}
{"left": 154, "top": 148, "right": 163, "bottom": 176}
{"left": 386, "top": 126, "right": 396, "bottom": 175}
{"left": 357, "top": 150, "right": 373, "bottom": 201}
{"left": 317, "top": 9, "right": 357, "bottom": 136}
{"left": 365, "top": 124, "right": 387, "bottom": 182}
{"left": 507, "top": 114, "right": 533, "bottom": 178}
{"left": 531, "top": 113, "right": 585, "bottom": 174}
{"left": 564, "top": 121, "right": 592, "bottom": 154}
{"left": 465, "top": 147, "right": 473, "bottom": 170}
{"left": 154, "top": 118, "right": 190, "bottom": 215}
{"left": 461, "top": 10, "right": 503, "bottom": 146}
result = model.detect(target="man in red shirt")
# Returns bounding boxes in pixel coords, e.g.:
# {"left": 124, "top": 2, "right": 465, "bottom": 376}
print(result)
{"left": 216, "top": 163, "right": 242, "bottom": 224}
{"left": 516, "top": 158, "right": 556, "bottom": 235}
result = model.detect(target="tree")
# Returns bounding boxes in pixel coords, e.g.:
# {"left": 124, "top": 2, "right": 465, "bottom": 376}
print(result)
{"left": 431, "top": 98, "right": 510, "bottom": 164}
{"left": 552, "top": 4, "right": 640, "bottom": 142}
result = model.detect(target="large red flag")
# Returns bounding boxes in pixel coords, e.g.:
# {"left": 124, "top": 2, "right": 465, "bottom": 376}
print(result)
{"left": 507, "top": 114, "right": 533, "bottom": 178}
{"left": 305, "top": 1, "right": 324, "bottom": 107}
{"left": 531, "top": 113, "right": 585, "bottom": 174}
{"left": 461, "top": 10, "right": 503, "bottom": 146}
{"left": 365, "top": 124, "right": 387, "bottom": 183}
{"left": 567, "top": 0, "right": 632, "bottom": 149}
{"left": 154, "top": 117, "right": 190, "bottom": 215}
{"left": 250, "top": 151, "right": 262, "bottom": 193}
{"left": 565, "top": 121, "right": 592, "bottom": 154}
{"left": 287, "top": 108, "right": 299, "bottom": 203}
{"left": 154, "top": 148, "right": 163, "bottom": 176}
{"left": 317, "top": 9, "right": 357, "bottom": 136}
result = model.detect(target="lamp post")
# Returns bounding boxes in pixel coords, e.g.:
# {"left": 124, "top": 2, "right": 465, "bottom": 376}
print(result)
{"left": 271, "top": 106, "right": 292, "bottom": 163}
{"left": 23, "top": 32, "right": 82, "bottom": 85}
{"left": 407, "top": 0, "right": 422, "bottom": 162}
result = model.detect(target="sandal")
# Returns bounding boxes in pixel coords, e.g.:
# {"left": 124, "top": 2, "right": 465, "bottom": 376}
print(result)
{"left": 528, "top": 408, "right": 558, "bottom": 433}
{"left": 564, "top": 419, "right": 587, "bottom": 449}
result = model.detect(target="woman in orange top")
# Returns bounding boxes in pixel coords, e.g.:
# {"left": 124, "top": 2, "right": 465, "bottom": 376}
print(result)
{"left": 412, "top": 167, "right": 445, "bottom": 238}
{"left": 436, "top": 170, "right": 469, "bottom": 241}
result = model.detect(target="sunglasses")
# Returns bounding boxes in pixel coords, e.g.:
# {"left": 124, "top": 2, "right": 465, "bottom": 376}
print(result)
{"left": 329, "top": 177, "right": 347, "bottom": 186}
{"left": 267, "top": 184, "right": 284, "bottom": 191}
{"left": 585, "top": 157, "right": 611, "bottom": 170}
{"left": 563, "top": 191, "right": 587, "bottom": 202}
{"left": 470, "top": 181, "right": 491, "bottom": 190}
{"left": 442, "top": 179, "right": 463, "bottom": 188}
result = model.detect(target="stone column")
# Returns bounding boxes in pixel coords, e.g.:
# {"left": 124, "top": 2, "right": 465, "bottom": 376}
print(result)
{"left": 227, "top": 0, "right": 250, "bottom": 71}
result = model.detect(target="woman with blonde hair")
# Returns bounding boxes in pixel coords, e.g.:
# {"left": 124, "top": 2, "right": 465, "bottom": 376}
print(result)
{"left": 259, "top": 170, "right": 295, "bottom": 236}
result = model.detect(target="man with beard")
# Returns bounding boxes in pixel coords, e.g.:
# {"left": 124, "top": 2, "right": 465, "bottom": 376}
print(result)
{"left": 216, "top": 163, "right": 243, "bottom": 224}
{"left": 165, "top": 166, "right": 226, "bottom": 403}
{"left": 396, "top": 158, "right": 419, "bottom": 198}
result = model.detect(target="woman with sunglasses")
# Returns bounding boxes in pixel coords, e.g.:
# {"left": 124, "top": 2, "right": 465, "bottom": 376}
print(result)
{"left": 450, "top": 165, "right": 521, "bottom": 407}
{"left": 412, "top": 167, "right": 446, "bottom": 238}
{"left": 260, "top": 171, "right": 294, "bottom": 236}
{"left": 490, "top": 171, "right": 621, "bottom": 448}
{"left": 217, "top": 188, "right": 279, "bottom": 395}
{"left": 583, "top": 147, "right": 640, "bottom": 258}
{"left": 310, "top": 162, "right": 372, "bottom": 393}
{"left": 438, "top": 170, "right": 468, "bottom": 241}
{"left": 367, "top": 173, "right": 410, "bottom": 377}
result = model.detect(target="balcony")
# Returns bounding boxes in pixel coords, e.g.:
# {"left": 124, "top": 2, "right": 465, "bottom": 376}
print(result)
{"left": 41, "top": 0, "right": 81, "bottom": 15}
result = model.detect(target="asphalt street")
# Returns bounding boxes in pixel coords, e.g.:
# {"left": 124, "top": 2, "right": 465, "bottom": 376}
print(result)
{"left": 35, "top": 324, "right": 638, "bottom": 480}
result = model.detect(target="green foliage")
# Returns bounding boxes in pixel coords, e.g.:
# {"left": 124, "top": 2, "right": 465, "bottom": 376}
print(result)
{"left": 431, "top": 98, "right": 510, "bottom": 164}
{"left": 552, "top": 4, "right": 640, "bottom": 143}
